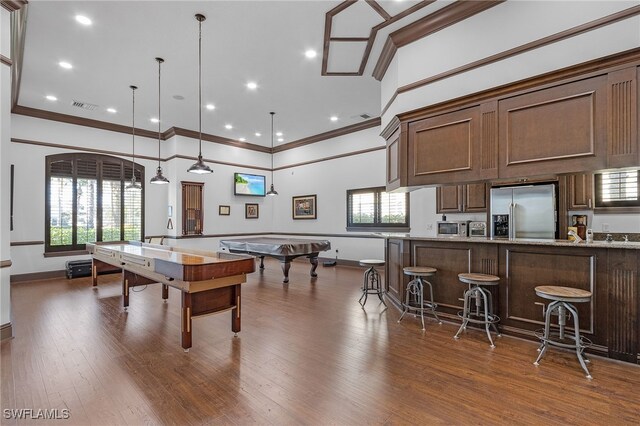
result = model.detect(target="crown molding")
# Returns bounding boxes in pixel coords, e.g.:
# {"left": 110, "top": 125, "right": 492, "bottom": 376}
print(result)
{"left": 380, "top": 116, "right": 400, "bottom": 140}
{"left": 396, "top": 47, "right": 640, "bottom": 124}
{"left": 171, "top": 127, "right": 271, "bottom": 153}
{"left": 273, "top": 117, "right": 381, "bottom": 153}
{"left": 373, "top": 0, "right": 504, "bottom": 81}
{"left": 1, "top": 1, "right": 27, "bottom": 12}
{"left": 12, "top": 104, "right": 381, "bottom": 155}
{"left": 274, "top": 145, "right": 384, "bottom": 171}
{"left": 380, "top": 5, "right": 640, "bottom": 118}
{"left": 12, "top": 105, "right": 159, "bottom": 139}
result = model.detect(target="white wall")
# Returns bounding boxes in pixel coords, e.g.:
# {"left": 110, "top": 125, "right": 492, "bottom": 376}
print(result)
{"left": 383, "top": 1, "right": 640, "bottom": 126}
{"left": 1, "top": 7, "right": 12, "bottom": 327}
{"left": 9, "top": 113, "right": 389, "bottom": 274}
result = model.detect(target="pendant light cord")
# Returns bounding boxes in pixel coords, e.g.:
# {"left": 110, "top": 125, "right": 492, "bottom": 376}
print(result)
{"left": 198, "top": 16, "right": 203, "bottom": 157}
{"left": 270, "top": 112, "right": 275, "bottom": 178}
{"left": 131, "top": 86, "right": 136, "bottom": 180}
{"left": 157, "top": 59, "right": 162, "bottom": 167}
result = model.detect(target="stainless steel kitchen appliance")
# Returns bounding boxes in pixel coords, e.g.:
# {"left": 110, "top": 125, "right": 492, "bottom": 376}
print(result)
{"left": 490, "top": 184, "right": 557, "bottom": 239}
{"left": 468, "top": 221, "right": 487, "bottom": 237}
{"left": 437, "top": 221, "right": 469, "bottom": 237}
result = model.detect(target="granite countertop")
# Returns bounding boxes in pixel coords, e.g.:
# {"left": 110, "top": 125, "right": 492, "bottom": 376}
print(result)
{"left": 376, "top": 234, "right": 640, "bottom": 249}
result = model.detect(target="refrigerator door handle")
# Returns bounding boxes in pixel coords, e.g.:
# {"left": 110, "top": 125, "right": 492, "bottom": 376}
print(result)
{"left": 510, "top": 202, "right": 516, "bottom": 239}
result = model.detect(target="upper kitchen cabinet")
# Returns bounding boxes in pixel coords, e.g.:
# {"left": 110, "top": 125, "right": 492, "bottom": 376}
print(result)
{"left": 385, "top": 120, "right": 408, "bottom": 191}
{"left": 406, "top": 102, "right": 498, "bottom": 186}
{"left": 607, "top": 67, "right": 638, "bottom": 169}
{"left": 436, "top": 183, "right": 487, "bottom": 213}
{"left": 567, "top": 172, "right": 594, "bottom": 210}
{"left": 498, "top": 75, "right": 608, "bottom": 179}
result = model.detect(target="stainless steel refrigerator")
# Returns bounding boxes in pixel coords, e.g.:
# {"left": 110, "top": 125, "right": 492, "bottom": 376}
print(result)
{"left": 490, "top": 184, "right": 557, "bottom": 239}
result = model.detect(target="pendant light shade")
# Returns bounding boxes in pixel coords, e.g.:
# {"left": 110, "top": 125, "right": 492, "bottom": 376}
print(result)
{"left": 150, "top": 57, "right": 169, "bottom": 185}
{"left": 188, "top": 13, "right": 213, "bottom": 174}
{"left": 266, "top": 111, "right": 278, "bottom": 196}
{"left": 125, "top": 85, "right": 142, "bottom": 191}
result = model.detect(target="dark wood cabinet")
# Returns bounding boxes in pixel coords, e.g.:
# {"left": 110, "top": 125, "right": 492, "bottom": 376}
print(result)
{"left": 607, "top": 67, "right": 638, "bottom": 169}
{"left": 436, "top": 183, "right": 487, "bottom": 213}
{"left": 498, "top": 75, "right": 608, "bottom": 178}
{"left": 436, "top": 185, "right": 463, "bottom": 213}
{"left": 385, "top": 239, "right": 409, "bottom": 304}
{"left": 567, "top": 173, "right": 593, "bottom": 210}
{"left": 405, "top": 103, "right": 498, "bottom": 187}
{"left": 384, "top": 237, "right": 640, "bottom": 364}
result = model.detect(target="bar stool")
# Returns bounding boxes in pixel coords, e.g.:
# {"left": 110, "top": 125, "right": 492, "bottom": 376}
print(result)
{"left": 358, "top": 259, "right": 386, "bottom": 308}
{"left": 533, "top": 285, "right": 593, "bottom": 379}
{"left": 454, "top": 273, "right": 501, "bottom": 347}
{"left": 398, "top": 266, "right": 441, "bottom": 330}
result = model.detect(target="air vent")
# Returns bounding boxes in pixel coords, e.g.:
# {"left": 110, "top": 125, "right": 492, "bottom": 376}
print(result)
{"left": 71, "top": 100, "right": 98, "bottom": 111}
{"left": 351, "top": 113, "right": 372, "bottom": 120}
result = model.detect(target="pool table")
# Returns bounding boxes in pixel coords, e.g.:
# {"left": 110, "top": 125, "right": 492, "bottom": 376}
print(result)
{"left": 219, "top": 237, "right": 331, "bottom": 283}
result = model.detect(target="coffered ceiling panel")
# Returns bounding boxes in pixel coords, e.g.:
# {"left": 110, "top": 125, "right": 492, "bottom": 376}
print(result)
{"left": 326, "top": 41, "right": 369, "bottom": 73}
{"left": 331, "top": 1, "right": 384, "bottom": 37}
{"left": 377, "top": 0, "right": 429, "bottom": 17}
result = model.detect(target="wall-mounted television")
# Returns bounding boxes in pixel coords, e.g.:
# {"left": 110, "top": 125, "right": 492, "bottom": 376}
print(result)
{"left": 234, "top": 172, "right": 266, "bottom": 197}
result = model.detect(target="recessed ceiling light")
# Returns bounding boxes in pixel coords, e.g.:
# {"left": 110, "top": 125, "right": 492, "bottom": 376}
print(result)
{"left": 75, "top": 15, "right": 92, "bottom": 26}
{"left": 150, "top": 118, "right": 159, "bottom": 123}
{"left": 106, "top": 108, "right": 117, "bottom": 113}
{"left": 254, "top": 132, "right": 261, "bottom": 137}
{"left": 276, "top": 132, "right": 283, "bottom": 137}
{"left": 206, "top": 103, "right": 215, "bottom": 110}
{"left": 330, "top": 115, "right": 338, "bottom": 122}
{"left": 59, "top": 61, "right": 73, "bottom": 69}
{"left": 225, "top": 124, "right": 233, "bottom": 130}
{"left": 246, "top": 82, "right": 258, "bottom": 90}
{"left": 277, "top": 138, "right": 284, "bottom": 142}
{"left": 304, "top": 49, "right": 317, "bottom": 59}
{"left": 239, "top": 138, "right": 246, "bottom": 142}
{"left": 46, "top": 95, "right": 58, "bottom": 101}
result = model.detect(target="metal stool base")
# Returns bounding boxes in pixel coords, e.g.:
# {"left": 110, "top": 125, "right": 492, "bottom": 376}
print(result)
{"left": 533, "top": 300, "right": 592, "bottom": 379}
{"left": 358, "top": 266, "right": 386, "bottom": 308}
{"left": 454, "top": 284, "right": 500, "bottom": 348}
{"left": 398, "top": 276, "right": 441, "bottom": 331}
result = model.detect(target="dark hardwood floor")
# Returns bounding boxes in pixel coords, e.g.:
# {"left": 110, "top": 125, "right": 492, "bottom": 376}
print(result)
{"left": 2, "top": 259, "right": 639, "bottom": 425}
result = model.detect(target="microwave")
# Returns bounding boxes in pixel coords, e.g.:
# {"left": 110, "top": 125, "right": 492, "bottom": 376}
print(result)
{"left": 436, "top": 221, "right": 469, "bottom": 237}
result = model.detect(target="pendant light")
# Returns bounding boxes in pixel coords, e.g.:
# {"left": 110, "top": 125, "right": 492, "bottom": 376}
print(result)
{"left": 266, "top": 111, "right": 278, "bottom": 196}
{"left": 150, "top": 57, "right": 169, "bottom": 184}
{"left": 125, "top": 85, "right": 142, "bottom": 191}
{"left": 187, "top": 13, "right": 212, "bottom": 174}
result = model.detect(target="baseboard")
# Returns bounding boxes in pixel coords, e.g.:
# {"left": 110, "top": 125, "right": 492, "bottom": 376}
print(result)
{"left": 317, "top": 257, "right": 361, "bottom": 267}
{"left": 10, "top": 270, "right": 66, "bottom": 283}
{"left": 0, "top": 322, "right": 13, "bottom": 340}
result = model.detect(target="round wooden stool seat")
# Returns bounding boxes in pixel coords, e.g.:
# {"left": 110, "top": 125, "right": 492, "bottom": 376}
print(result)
{"left": 535, "top": 286, "right": 592, "bottom": 303}
{"left": 403, "top": 266, "right": 437, "bottom": 277}
{"left": 359, "top": 259, "right": 385, "bottom": 267}
{"left": 458, "top": 273, "right": 500, "bottom": 286}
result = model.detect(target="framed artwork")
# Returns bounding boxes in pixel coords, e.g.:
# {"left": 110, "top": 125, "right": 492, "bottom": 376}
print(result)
{"left": 245, "top": 203, "right": 259, "bottom": 219}
{"left": 292, "top": 194, "right": 317, "bottom": 219}
{"left": 219, "top": 205, "right": 230, "bottom": 216}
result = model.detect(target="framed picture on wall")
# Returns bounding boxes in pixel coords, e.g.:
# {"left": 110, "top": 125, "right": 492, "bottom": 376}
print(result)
{"left": 245, "top": 203, "right": 259, "bottom": 219}
{"left": 219, "top": 205, "right": 230, "bottom": 216}
{"left": 292, "top": 194, "right": 317, "bottom": 220}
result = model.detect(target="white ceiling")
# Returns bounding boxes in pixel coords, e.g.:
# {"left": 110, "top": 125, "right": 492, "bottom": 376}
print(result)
{"left": 17, "top": 0, "right": 443, "bottom": 147}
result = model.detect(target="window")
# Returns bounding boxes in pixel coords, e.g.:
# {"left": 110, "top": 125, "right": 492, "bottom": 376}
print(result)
{"left": 182, "top": 181, "right": 204, "bottom": 235}
{"left": 347, "top": 186, "right": 409, "bottom": 231}
{"left": 45, "top": 153, "right": 144, "bottom": 253}
{"left": 595, "top": 169, "right": 639, "bottom": 210}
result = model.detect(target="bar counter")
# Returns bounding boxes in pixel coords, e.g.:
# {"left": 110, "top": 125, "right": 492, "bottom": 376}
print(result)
{"left": 383, "top": 235, "right": 639, "bottom": 364}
